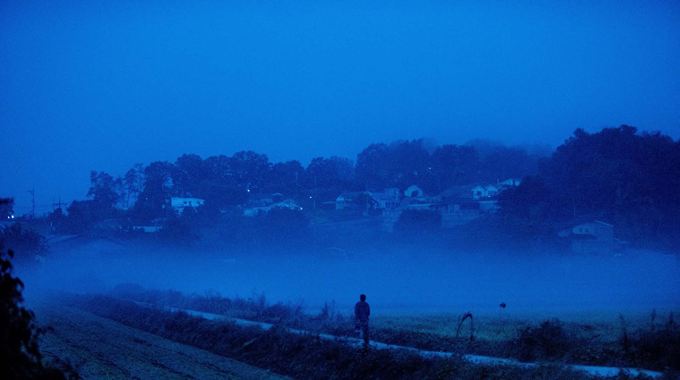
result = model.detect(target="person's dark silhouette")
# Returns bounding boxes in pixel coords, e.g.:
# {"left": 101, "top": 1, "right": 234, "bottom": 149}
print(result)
{"left": 354, "top": 294, "right": 371, "bottom": 349}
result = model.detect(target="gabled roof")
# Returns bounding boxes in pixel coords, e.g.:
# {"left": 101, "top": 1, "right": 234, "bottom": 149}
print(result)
{"left": 336, "top": 191, "right": 367, "bottom": 201}
{"left": 577, "top": 220, "right": 613, "bottom": 227}
{"left": 557, "top": 218, "right": 614, "bottom": 237}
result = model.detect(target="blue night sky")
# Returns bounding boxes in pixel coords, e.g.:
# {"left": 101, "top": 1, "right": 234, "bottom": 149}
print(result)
{"left": 1, "top": 1, "right": 679, "bottom": 214}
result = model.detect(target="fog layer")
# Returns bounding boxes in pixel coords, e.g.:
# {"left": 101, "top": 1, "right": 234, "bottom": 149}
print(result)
{"left": 18, "top": 240, "right": 680, "bottom": 318}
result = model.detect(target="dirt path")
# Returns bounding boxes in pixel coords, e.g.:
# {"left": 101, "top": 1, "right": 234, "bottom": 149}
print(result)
{"left": 35, "top": 305, "right": 288, "bottom": 380}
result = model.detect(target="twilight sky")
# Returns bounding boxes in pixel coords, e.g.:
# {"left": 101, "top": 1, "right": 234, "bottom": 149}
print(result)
{"left": 1, "top": 1, "right": 679, "bottom": 214}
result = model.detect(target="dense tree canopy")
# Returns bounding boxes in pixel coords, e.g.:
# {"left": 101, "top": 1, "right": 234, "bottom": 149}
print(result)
{"left": 500, "top": 126, "right": 680, "bottom": 248}
{"left": 34, "top": 127, "right": 680, "bottom": 249}
{"left": 56, "top": 138, "right": 542, "bottom": 233}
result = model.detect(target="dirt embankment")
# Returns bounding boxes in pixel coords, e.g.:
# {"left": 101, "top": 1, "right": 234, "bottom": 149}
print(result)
{"left": 35, "top": 304, "right": 287, "bottom": 380}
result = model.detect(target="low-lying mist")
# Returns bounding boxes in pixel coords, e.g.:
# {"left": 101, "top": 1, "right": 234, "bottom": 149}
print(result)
{"left": 18, "top": 239, "right": 680, "bottom": 318}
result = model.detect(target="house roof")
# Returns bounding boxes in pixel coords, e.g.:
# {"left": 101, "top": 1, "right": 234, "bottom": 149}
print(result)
{"left": 499, "top": 178, "right": 522, "bottom": 186}
{"left": 336, "top": 192, "right": 367, "bottom": 201}
{"left": 574, "top": 220, "right": 613, "bottom": 228}
{"left": 557, "top": 218, "right": 614, "bottom": 237}
{"left": 471, "top": 184, "right": 499, "bottom": 193}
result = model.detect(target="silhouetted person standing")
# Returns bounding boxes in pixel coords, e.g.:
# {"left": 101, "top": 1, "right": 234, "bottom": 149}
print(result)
{"left": 354, "top": 294, "right": 370, "bottom": 349}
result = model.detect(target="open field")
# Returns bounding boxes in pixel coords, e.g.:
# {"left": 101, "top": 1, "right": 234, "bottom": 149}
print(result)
{"left": 66, "top": 294, "right": 600, "bottom": 379}
{"left": 34, "top": 304, "right": 287, "bottom": 380}
{"left": 104, "top": 285, "right": 679, "bottom": 374}
{"left": 371, "top": 311, "right": 666, "bottom": 345}
{"left": 15, "top": 241, "right": 679, "bottom": 378}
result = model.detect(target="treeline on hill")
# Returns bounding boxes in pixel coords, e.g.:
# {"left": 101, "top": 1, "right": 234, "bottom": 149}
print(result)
{"left": 500, "top": 126, "right": 680, "bottom": 250}
{"left": 44, "top": 139, "right": 540, "bottom": 234}
{"left": 30, "top": 125, "right": 680, "bottom": 250}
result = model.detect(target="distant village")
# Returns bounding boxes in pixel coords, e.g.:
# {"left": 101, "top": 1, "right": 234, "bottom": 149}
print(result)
{"left": 129, "top": 179, "right": 519, "bottom": 233}
{"left": 126, "top": 177, "right": 617, "bottom": 254}
{"left": 5, "top": 126, "right": 677, "bottom": 255}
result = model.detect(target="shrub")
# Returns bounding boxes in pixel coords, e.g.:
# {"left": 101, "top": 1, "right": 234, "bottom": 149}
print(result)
{"left": 0, "top": 224, "right": 47, "bottom": 262}
{"left": 514, "top": 319, "right": 575, "bottom": 361}
{"left": 621, "top": 313, "right": 680, "bottom": 370}
{"left": 0, "top": 246, "right": 74, "bottom": 379}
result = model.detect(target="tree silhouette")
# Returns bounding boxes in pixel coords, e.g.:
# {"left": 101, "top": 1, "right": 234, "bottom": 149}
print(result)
{"left": 0, "top": 246, "right": 69, "bottom": 379}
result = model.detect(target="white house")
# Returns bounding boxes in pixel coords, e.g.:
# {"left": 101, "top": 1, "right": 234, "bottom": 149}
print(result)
{"left": 133, "top": 225, "right": 162, "bottom": 233}
{"left": 131, "top": 218, "right": 166, "bottom": 233}
{"left": 170, "top": 197, "right": 205, "bottom": 214}
{"left": 368, "top": 188, "right": 401, "bottom": 210}
{"left": 471, "top": 185, "right": 499, "bottom": 200}
{"left": 499, "top": 178, "right": 522, "bottom": 188}
{"left": 568, "top": 220, "right": 614, "bottom": 240}
{"left": 244, "top": 199, "right": 302, "bottom": 217}
{"left": 559, "top": 220, "right": 615, "bottom": 254}
{"left": 404, "top": 185, "right": 424, "bottom": 198}
{"left": 335, "top": 192, "right": 367, "bottom": 210}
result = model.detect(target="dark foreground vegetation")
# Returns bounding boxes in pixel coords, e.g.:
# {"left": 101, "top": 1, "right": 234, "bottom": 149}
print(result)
{"left": 72, "top": 294, "right": 594, "bottom": 380}
{"left": 108, "top": 285, "right": 680, "bottom": 375}
{"left": 0, "top": 246, "right": 76, "bottom": 379}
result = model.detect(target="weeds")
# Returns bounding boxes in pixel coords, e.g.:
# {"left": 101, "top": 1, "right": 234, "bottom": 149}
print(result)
{"left": 620, "top": 312, "right": 680, "bottom": 371}
{"left": 71, "top": 295, "right": 590, "bottom": 380}
{"left": 513, "top": 319, "right": 574, "bottom": 362}
{"left": 107, "top": 284, "right": 680, "bottom": 372}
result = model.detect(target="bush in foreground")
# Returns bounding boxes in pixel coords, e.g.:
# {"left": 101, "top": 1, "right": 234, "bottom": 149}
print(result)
{"left": 0, "top": 247, "right": 75, "bottom": 379}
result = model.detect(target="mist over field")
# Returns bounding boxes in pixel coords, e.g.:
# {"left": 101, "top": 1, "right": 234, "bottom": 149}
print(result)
{"left": 18, "top": 240, "right": 680, "bottom": 317}
{"left": 2, "top": 1, "right": 680, "bottom": 378}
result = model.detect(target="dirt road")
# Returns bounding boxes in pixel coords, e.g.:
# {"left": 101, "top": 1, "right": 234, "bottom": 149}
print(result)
{"left": 35, "top": 304, "right": 288, "bottom": 380}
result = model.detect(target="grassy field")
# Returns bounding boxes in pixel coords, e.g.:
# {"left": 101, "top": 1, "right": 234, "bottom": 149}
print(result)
{"left": 370, "top": 311, "right": 648, "bottom": 347}
{"left": 106, "top": 285, "right": 680, "bottom": 374}
{"left": 66, "top": 295, "right": 597, "bottom": 379}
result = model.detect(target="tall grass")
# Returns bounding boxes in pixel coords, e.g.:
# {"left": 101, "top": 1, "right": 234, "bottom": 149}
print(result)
{"left": 71, "top": 295, "right": 589, "bottom": 380}
{"left": 108, "top": 284, "right": 680, "bottom": 373}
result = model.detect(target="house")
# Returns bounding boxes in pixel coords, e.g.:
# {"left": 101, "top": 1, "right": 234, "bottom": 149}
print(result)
{"left": 559, "top": 220, "right": 615, "bottom": 254}
{"left": 131, "top": 218, "right": 166, "bottom": 233}
{"left": 472, "top": 185, "right": 499, "bottom": 200}
{"left": 367, "top": 188, "right": 401, "bottom": 210}
{"left": 170, "top": 197, "right": 205, "bottom": 214}
{"left": 498, "top": 178, "right": 522, "bottom": 188}
{"left": 132, "top": 225, "right": 162, "bottom": 233}
{"left": 249, "top": 193, "right": 285, "bottom": 207}
{"left": 243, "top": 199, "right": 302, "bottom": 217}
{"left": 336, "top": 192, "right": 369, "bottom": 210}
{"left": 403, "top": 185, "right": 424, "bottom": 198}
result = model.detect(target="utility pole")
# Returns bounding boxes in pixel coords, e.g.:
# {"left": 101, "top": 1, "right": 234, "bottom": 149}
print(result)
{"left": 28, "top": 187, "right": 35, "bottom": 218}
{"left": 53, "top": 197, "right": 64, "bottom": 211}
